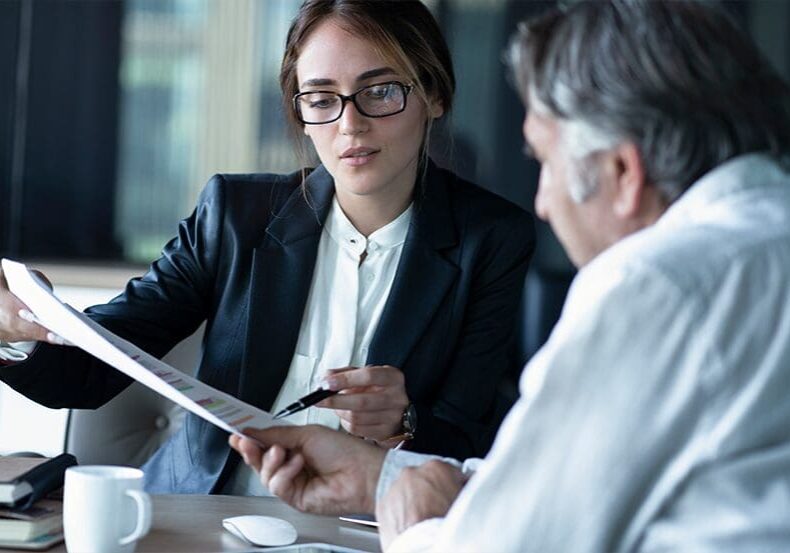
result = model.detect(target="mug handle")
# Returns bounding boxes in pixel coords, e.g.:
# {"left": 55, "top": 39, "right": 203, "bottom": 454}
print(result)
{"left": 119, "top": 489, "right": 152, "bottom": 546}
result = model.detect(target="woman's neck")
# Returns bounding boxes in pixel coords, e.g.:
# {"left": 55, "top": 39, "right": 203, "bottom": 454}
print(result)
{"left": 335, "top": 183, "right": 415, "bottom": 237}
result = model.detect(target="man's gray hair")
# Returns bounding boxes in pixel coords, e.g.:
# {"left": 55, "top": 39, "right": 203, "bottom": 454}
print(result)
{"left": 508, "top": 0, "right": 790, "bottom": 203}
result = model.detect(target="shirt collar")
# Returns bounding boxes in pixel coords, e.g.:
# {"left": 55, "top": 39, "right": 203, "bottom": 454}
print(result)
{"left": 659, "top": 153, "right": 790, "bottom": 229}
{"left": 325, "top": 197, "right": 413, "bottom": 255}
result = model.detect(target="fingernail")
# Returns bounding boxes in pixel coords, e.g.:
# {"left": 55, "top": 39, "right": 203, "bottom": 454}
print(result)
{"left": 18, "top": 309, "right": 34, "bottom": 322}
{"left": 323, "top": 377, "right": 340, "bottom": 390}
{"left": 47, "top": 332, "right": 65, "bottom": 345}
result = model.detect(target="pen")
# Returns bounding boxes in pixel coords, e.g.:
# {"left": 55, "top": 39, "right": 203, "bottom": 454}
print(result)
{"left": 273, "top": 388, "right": 339, "bottom": 419}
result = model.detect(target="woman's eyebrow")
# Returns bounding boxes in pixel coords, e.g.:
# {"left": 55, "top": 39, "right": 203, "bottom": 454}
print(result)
{"left": 300, "top": 67, "right": 398, "bottom": 89}
{"left": 300, "top": 77, "right": 335, "bottom": 88}
{"left": 356, "top": 67, "right": 397, "bottom": 82}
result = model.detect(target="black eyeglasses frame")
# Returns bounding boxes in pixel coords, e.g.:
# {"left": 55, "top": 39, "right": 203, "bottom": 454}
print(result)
{"left": 293, "top": 81, "right": 414, "bottom": 125}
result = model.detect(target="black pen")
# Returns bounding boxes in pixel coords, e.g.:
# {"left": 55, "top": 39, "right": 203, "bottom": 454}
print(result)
{"left": 272, "top": 388, "right": 339, "bottom": 419}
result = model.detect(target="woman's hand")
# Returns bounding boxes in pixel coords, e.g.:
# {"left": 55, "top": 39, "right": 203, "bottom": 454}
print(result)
{"left": 0, "top": 268, "right": 65, "bottom": 345}
{"left": 317, "top": 365, "right": 409, "bottom": 443}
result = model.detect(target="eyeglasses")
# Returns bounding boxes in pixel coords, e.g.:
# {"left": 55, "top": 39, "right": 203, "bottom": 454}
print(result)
{"left": 293, "top": 81, "right": 414, "bottom": 125}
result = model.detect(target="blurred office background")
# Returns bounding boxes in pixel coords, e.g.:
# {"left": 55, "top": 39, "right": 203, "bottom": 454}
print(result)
{"left": 2, "top": 0, "right": 785, "bottom": 266}
{"left": 0, "top": 0, "right": 788, "bottom": 455}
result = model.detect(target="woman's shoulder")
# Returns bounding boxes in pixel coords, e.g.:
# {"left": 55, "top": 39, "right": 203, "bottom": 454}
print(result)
{"left": 189, "top": 169, "right": 314, "bottom": 245}
{"left": 201, "top": 170, "right": 305, "bottom": 206}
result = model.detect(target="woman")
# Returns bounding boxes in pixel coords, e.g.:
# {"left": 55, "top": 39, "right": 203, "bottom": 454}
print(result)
{"left": 0, "top": 0, "right": 534, "bottom": 494}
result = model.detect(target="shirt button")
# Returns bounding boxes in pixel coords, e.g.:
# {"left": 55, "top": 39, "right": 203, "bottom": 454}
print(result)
{"left": 368, "top": 242, "right": 379, "bottom": 252}
{"left": 367, "top": 273, "right": 375, "bottom": 282}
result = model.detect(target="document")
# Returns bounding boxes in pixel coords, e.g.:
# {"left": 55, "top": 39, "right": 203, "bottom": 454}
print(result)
{"left": 1, "top": 258, "right": 289, "bottom": 437}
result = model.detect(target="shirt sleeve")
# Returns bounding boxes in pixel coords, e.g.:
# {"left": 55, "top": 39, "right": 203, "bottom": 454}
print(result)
{"left": 375, "top": 449, "right": 481, "bottom": 504}
{"left": 387, "top": 518, "right": 445, "bottom": 553}
{"left": 0, "top": 341, "right": 37, "bottom": 364}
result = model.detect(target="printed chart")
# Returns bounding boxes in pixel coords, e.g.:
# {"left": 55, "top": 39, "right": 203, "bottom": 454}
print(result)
{"left": 2, "top": 258, "right": 287, "bottom": 436}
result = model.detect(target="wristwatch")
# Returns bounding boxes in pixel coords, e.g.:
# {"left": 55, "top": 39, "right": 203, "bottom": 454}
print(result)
{"left": 401, "top": 402, "right": 417, "bottom": 441}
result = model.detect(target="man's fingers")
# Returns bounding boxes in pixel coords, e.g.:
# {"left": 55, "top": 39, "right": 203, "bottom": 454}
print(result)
{"left": 259, "top": 444, "right": 288, "bottom": 485}
{"left": 234, "top": 436, "right": 265, "bottom": 472}
{"left": 324, "top": 365, "right": 404, "bottom": 391}
{"left": 267, "top": 452, "right": 305, "bottom": 500}
{"left": 242, "top": 425, "right": 308, "bottom": 449}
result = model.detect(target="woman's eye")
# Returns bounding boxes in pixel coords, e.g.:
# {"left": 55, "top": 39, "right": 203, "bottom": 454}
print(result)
{"left": 365, "top": 86, "right": 391, "bottom": 100}
{"left": 309, "top": 98, "right": 336, "bottom": 109}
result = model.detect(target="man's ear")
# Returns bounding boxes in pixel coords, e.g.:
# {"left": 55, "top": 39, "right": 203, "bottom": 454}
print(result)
{"left": 611, "top": 142, "right": 646, "bottom": 219}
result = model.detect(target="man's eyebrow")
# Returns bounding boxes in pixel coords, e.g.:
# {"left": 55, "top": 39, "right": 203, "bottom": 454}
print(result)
{"left": 300, "top": 67, "right": 398, "bottom": 89}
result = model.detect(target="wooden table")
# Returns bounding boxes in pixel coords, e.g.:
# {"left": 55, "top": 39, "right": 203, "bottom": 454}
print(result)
{"left": 33, "top": 495, "right": 381, "bottom": 552}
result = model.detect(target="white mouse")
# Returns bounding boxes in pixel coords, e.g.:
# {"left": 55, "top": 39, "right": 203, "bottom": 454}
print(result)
{"left": 222, "top": 515, "right": 298, "bottom": 547}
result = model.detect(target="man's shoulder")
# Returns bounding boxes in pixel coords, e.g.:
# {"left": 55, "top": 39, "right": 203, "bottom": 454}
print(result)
{"left": 577, "top": 163, "right": 790, "bottom": 317}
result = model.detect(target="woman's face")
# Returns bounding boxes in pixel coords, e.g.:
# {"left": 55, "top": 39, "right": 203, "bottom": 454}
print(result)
{"left": 296, "top": 19, "right": 442, "bottom": 206}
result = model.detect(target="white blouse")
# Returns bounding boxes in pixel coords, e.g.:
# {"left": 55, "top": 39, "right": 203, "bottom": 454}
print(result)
{"left": 223, "top": 197, "right": 412, "bottom": 495}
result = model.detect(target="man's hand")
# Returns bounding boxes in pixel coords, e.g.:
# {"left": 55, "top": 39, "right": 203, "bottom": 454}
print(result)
{"left": 377, "top": 460, "right": 467, "bottom": 550}
{"left": 229, "top": 424, "right": 387, "bottom": 515}
{"left": 317, "top": 365, "right": 409, "bottom": 442}
{"left": 0, "top": 268, "right": 62, "bottom": 344}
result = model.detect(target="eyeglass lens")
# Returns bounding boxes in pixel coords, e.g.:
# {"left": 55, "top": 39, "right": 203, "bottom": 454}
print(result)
{"left": 296, "top": 82, "right": 407, "bottom": 124}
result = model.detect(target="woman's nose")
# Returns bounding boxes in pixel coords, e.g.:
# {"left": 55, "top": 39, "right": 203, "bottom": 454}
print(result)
{"left": 338, "top": 101, "right": 369, "bottom": 136}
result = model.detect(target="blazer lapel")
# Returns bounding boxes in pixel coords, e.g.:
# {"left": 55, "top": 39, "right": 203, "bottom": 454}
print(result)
{"left": 239, "top": 166, "right": 334, "bottom": 410}
{"left": 367, "top": 163, "right": 459, "bottom": 370}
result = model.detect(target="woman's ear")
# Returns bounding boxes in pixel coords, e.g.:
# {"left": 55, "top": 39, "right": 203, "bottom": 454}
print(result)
{"left": 427, "top": 97, "right": 444, "bottom": 119}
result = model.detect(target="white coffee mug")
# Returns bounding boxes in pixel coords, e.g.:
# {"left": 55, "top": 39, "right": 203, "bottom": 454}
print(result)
{"left": 64, "top": 466, "right": 152, "bottom": 553}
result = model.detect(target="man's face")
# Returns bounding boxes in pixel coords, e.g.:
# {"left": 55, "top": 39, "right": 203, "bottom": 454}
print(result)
{"left": 523, "top": 111, "right": 618, "bottom": 268}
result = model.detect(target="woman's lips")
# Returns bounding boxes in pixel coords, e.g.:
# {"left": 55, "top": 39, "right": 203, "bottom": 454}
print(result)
{"left": 340, "top": 147, "right": 380, "bottom": 167}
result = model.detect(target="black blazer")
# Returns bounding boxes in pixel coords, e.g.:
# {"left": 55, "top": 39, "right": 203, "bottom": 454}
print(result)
{"left": 1, "top": 161, "right": 534, "bottom": 493}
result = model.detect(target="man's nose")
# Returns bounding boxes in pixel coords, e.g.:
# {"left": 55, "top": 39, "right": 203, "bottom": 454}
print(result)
{"left": 339, "top": 101, "right": 369, "bottom": 135}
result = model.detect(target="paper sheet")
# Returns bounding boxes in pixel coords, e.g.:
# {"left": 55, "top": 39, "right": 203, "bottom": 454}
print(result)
{"left": 2, "top": 258, "right": 288, "bottom": 437}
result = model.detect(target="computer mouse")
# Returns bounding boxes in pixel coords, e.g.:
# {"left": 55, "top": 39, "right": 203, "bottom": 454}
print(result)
{"left": 222, "top": 515, "right": 298, "bottom": 546}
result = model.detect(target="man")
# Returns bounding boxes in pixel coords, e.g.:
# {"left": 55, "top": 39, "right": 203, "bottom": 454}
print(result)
{"left": 232, "top": 1, "right": 790, "bottom": 551}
